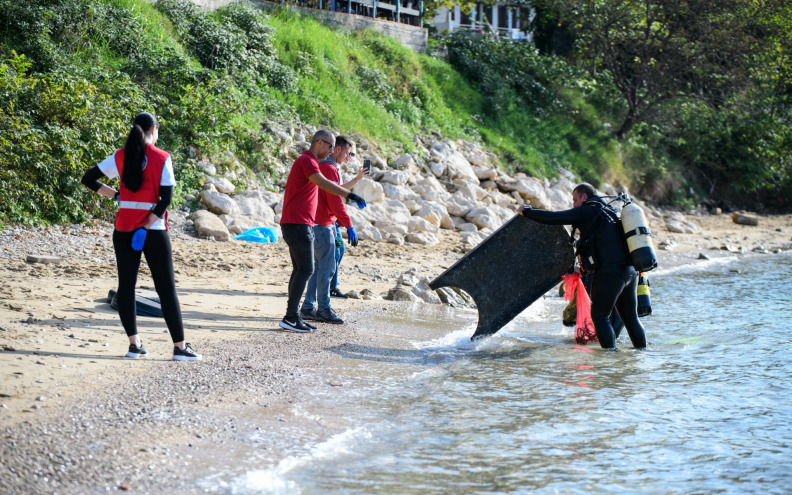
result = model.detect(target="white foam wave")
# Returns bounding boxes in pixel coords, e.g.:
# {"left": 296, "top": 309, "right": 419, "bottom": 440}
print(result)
{"left": 654, "top": 254, "right": 740, "bottom": 276}
{"left": 215, "top": 427, "right": 373, "bottom": 494}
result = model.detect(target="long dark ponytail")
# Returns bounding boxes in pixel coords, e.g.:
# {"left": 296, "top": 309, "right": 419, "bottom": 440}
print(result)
{"left": 122, "top": 112, "right": 158, "bottom": 192}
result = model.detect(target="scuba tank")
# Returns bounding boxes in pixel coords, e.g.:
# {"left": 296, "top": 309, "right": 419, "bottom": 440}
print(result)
{"left": 621, "top": 200, "right": 658, "bottom": 272}
{"left": 636, "top": 272, "right": 652, "bottom": 317}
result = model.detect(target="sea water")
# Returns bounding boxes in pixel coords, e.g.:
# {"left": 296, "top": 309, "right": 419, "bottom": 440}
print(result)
{"left": 211, "top": 253, "right": 792, "bottom": 494}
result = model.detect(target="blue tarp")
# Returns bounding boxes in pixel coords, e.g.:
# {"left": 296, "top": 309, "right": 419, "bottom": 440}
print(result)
{"left": 234, "top": 227, "right": 278, "bottom": 243}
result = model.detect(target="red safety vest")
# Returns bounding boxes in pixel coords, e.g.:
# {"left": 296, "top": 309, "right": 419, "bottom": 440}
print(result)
{"left": 115, "top": 145, "right": 169, "bottom": 231}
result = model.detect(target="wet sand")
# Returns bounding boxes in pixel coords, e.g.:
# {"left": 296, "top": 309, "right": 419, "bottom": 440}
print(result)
{"left": 1, "top": 211, "right": 791, "bottom": 493}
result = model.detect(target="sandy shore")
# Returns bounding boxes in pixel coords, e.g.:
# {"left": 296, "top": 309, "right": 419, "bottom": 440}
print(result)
{"left": 1, "top": 211, "right": 791, "bottom": 493}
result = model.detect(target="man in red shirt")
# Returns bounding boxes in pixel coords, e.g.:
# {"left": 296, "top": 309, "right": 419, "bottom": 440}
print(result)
{"left": 279, "top": 130, "right": 367, "bottom": 332}
{"left": 300, "top": 135, "right": 366, "bottom": 324}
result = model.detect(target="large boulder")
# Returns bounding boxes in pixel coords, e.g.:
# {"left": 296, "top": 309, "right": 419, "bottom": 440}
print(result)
{"left": 732, "top": 212, "right": 759, "bottom": 226}
{"left": 380, "top": 170, "right": 412, "bottom": 186}
{"left": 414, "top": 200, "right": 450, "bottom": 227}
{"left": 200, "top": 190, "right": 240, "bottom": 215}
{"left": 407, "top": 216, "right": 439, "bottom": 233}
{"left": 352, "top": 178, "right": 385, "bottom": 204}
{"left": 393, "top": 153, "right": 415, "bottom": 172}
{"left": 385, "top": 285, "right": 421, "bottom": 302}
{"left": 445, "top": 192, "right": 479, "bottom": 217}
{"left": 234, "top": 192, "right": 276, "bottom": 224}
{"left": 465, "top": 207, "right": 503, "bottom": 231}
{"left": 204, "top": 175, "right": 235, "bottom": 194}
{"left": 411, "top": 277, "right": 443, "bottom": 304}
{"left": 356, "top": 223, "right": 382, "bottom": 242}
{"left": 190, "top": 210, "right": 231, "bottom": 241}
{"left": 382, "top": 182, "right": 420, "bottom": 202}
{"left": 430, "top": 141, "right": 479, "bottom": 183}
{"left": 405, "top": 232, "right": 438, "bottom": 245}
{"left": 513, "top": 177, "right": 550, "bottom": 208}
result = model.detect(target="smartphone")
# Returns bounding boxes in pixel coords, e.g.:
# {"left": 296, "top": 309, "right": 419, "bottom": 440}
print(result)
{"left": 363, "top": 159, "right": 371, "bottom": 174}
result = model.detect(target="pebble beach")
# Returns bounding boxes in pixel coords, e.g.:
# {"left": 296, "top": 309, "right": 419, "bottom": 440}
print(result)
{"left": 1, "top": 211, "right": 791, "bottom": 493}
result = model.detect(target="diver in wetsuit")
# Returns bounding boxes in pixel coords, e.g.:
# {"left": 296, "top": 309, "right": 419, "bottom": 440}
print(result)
{"left": 517, "top": 183, "right": 646, "bottom": 349}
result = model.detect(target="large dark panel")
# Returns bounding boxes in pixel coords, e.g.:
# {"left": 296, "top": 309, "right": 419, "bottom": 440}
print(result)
{"left": 429, "top": 215, "right": 574, "bottom": 339}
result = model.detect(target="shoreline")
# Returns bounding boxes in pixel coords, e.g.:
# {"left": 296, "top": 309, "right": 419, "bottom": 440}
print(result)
{"left": 1, "top": 212, "right": 791, "bottom": 493}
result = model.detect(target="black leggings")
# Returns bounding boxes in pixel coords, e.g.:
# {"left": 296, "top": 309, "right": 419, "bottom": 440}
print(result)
{"left": 113, "top": 229, "right": 184, "bottom": 343}
{"left": 590, "top": 265, "right": 646, "bottom": 349}
{"left": 281, "top": 223, "right": 315, "bottom": 317}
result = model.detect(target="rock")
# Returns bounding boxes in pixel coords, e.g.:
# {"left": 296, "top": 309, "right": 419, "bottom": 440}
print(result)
{"left": 8, "top": 303, "right": 23, "bottom": 311}
{"left": 200, "top": 190, "right": 240, "bottom": 215}
{"left": 732, "top": 213, "right": 759, "bottom": 226}
{"left": 411, "top": 278, "right": 443, "bottom": 304}
{"left": 513, "top": 177, "right": 550, "bottom": 208}
{"left": 352, "top": 178, "right": 385, "bottom": 204}
{"left": 435, "top": 287, "right": 473, "bottom": 307}
{"left": 698, "top": 253, "right": 711, "bottom": 260}
{"left": 233, "top": 192, "right": 276, "bottom": 224}
{"left": 195, "top": 160, "right": 216, "bottom": 176}
{"left": 460, "top": 230, "right": 486, "bottom": 247}
{"left": 406, "top": 216, "right": 438, "bottom": 233}
{"left": 355, "top": 224, "right": 382, "bottom": 242}
{"left": 405, "top": 232, "right": 438, "bottom": 245}
{"left": 465, "top": 207, "right": 503, "bottom": 231}
{"left": 385, "top": 285, "right": 420, "bottom": 302}
{"left": 397, "top": 270, "right": 420, "bottom": 287}
{"left": 445, "top": 193, "right": 478, "bottom": 217}
{"left": 393, "top": 153, "right": 415, "bottom": 171}
{"left": 379, "top": 170, "right": 411, "bottom": 186}
{"left": 378, "top": 223, "right": 409, "bottom": 237}
{"left": 204, "top": 175, "right": 235, "bottom": 194}
{"left": 665, "top": 219, "right": 691, "bottom": 234}
{"left": 360, "top": 289, "right": 382, "bottom": 300}
{"left": 119, "top": 483, "right": 131, "bottom": 491}
{"left": 414, "top": 201, "right": 450, "bottom": 227}
{"left": 189, "top": 211, "right": 232, "bottom": 241}
{"left": 429, "top": 161, "right": 446, "bottom": 177}
{"left": 25, "top": 255, "right": 61, "bottom": 264}
{"left": 382, "top": 183, "right": 420, "bottom": 202}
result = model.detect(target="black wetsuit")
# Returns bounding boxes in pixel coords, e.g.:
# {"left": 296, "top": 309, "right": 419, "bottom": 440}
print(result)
{"left": 522, "top": 199, "right": 646, "bottom": 349}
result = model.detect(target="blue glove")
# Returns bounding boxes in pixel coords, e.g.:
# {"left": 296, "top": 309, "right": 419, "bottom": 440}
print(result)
{"left": 347, "top": 192, "right": 366, "bottom": 209}
{"left": 131, "top": 228, "right": 147, "bottom": 251}
{"left": 347, "top": 226, "right": 358, "bottom": 247}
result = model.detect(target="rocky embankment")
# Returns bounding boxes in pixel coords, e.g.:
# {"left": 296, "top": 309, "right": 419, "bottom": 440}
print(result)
{"left": 182, "top": 119, "right": 789, "bottom": 306}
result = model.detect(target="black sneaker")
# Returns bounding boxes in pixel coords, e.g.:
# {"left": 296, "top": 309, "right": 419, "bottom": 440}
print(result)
{"left": 300, "top": 308, "right": 316, "bottom": 321}
{"left": 299, "top": 317, "right": 317, "bottom": 331}
{"left": 126, "top": 343, "right": 147, "bottom": 358}
{"left": 173, "top": 343, "right": 202, "bottom": 361}
{"left": 279, "top": 316, "right": 313, "bottom": 333}
{"left": 316, "top": 308, "right": 344, "bottom": 324}
{"left": 330, "top": 288, "right": 349, "bottom": 299}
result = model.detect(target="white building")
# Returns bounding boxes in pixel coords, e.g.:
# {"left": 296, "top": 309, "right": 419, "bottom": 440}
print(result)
{"left": 431, "top": 2, "right": 532, "bottom": 41}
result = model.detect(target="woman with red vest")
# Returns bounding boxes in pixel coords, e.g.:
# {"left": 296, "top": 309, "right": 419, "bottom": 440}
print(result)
{"left": 81, "top": 112, "right": 201, "bottom": 360}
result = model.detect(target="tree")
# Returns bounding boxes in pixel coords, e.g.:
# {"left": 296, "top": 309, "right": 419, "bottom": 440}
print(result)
{"left": 548, "top": 0, "right": 782, "bottom": 139}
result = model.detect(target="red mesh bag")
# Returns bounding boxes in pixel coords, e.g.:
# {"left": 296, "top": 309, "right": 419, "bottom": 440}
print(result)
{"left": 561, "top": 272, "right": 598, "bottom": 345}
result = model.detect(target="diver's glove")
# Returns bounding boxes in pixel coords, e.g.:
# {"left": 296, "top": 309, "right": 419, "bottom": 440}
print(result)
{"left": 347, "top": 192, "right": 366, "bottom": 209}
{"left": 347, "top": 226, "right": 358, "bottom": 247}
{"left": 131, "top": 228, "right": 148, "bottom": 251}
{"left": 521, "top": 205, "right": 532, "bottom": 216}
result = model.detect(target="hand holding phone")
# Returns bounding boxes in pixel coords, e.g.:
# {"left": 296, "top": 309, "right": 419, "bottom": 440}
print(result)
{"left": 363, "top": 159, "right": 371, "bottom": 174}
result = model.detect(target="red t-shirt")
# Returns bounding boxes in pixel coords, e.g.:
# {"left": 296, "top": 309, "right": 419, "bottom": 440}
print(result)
{"left": 315, "top": 159, "right": 353, "bottom": 228}
{"left": 280, "top": 150, "right": 322, "bottom": 225}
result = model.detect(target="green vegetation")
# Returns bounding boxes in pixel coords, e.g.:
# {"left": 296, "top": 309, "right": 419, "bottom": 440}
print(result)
{"left": 1, "top": 0, "right": 790, "bottom": 225}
